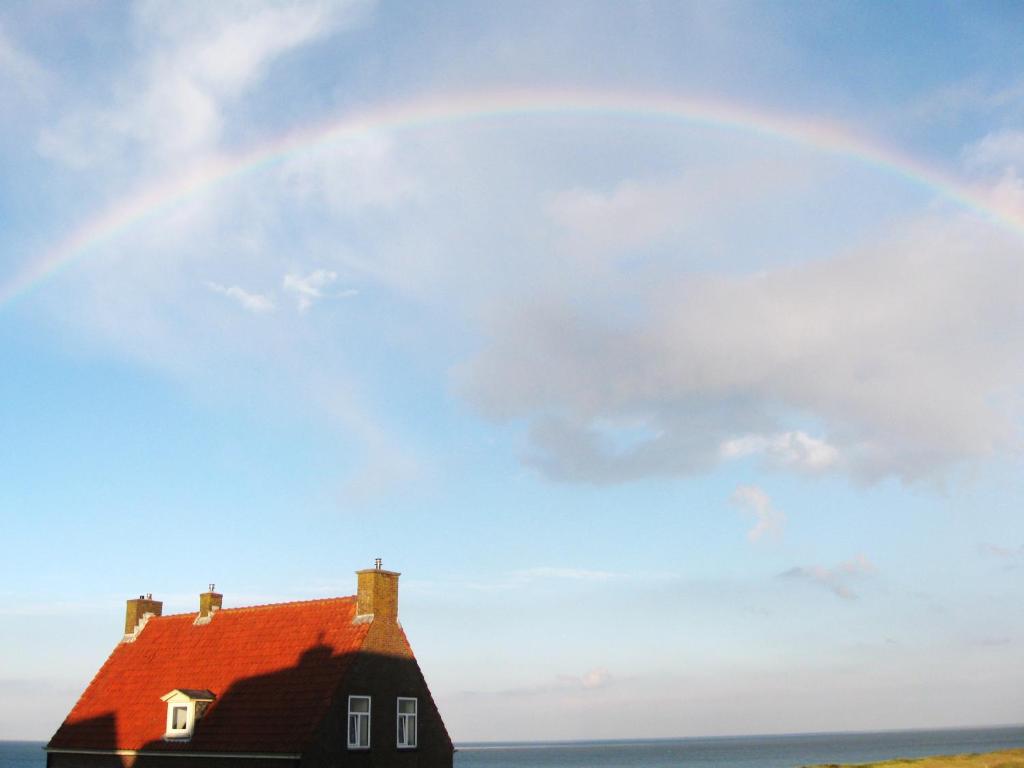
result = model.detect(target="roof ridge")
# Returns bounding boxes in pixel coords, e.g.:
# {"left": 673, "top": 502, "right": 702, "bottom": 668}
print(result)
{"left": 156, "top": 594, "right": 357, "bottom": 618}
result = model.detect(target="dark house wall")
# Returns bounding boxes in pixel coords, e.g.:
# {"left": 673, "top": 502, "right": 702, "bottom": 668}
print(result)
{"left": 301, "top": 620, "right": 453, "bottom": 768}
{"left": 49, "top": 754, "right": 295, "bottom": 768}
{"left": 302, "top": 654, "right": 452, "bottom": 768}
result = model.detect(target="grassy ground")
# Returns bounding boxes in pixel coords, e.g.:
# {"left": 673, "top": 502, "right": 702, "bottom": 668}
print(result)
{"left": 808, "top": 750, "right": 1024, "bottom": 768}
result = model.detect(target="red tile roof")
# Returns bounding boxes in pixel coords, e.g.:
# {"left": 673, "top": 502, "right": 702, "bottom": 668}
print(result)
{"left": 48, "top": 596, "right": 374, "bottom": 754}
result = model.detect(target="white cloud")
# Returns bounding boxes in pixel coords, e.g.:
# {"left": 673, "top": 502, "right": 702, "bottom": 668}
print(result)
{"left": 279, "top": 133, "right": 418, "bottom": 213}
{"left": 511, "top": 566, "right": 620, "bottom": 582}
{"left": 456, "top": 566, "right": 625, "bottom": 593}
{"left": 546, "top": 157, "right": 815, "bottom": 262}
{"left": 779, "top": 555, "right": 876, "bottom": 600}
{"left": 721, "top": 430, "right": 839, "bottom": 472}
{"left": 963, "top": 130, "right": 1024, "bottom": 171}
{"left": 548, "top": 177, "right": 696, "bottom": 255}
{"left": 0, "top": 23, "right": 49, "bottom": 101}
{"left": 479, "top": 667, "right": 615, "bottom": 697}
{"left": 282, "top": 268, "right": 341, "bottom": 311}
{"left": 38, "top": 0, "right": 368, "bottom": 167}
{"left": 731, "top": 484, "right": 785, "bottom": 542}
{"left": 206, "top": 281, "right": 275, "bottom": 313}
{"left": 579, "top": 667, "right": 612, "bottom": 689}
{"left": 901, "top": 78, "right": 1024, "bottom": 130}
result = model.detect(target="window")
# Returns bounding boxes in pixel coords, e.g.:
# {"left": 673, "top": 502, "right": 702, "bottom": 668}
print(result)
{"left": 397, "top": 697, "right": 417, "bottom": 749}
{"left": 170, "top": 705, "right": 189, "bottom": 732}
{"left": 348, "top": 695, "right": 371, "bottom": 749}
{"left": 164, "top": 702, "right": 192, "bottom": 738}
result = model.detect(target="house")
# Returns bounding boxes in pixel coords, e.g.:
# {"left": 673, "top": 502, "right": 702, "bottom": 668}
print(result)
{"left": 46, "top": 562, "right": 453, "bottom": 768}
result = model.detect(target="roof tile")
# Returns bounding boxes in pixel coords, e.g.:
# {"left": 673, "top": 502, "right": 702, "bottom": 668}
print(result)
{"left": 48, "top": 596, "right": 371, "bottom": 754}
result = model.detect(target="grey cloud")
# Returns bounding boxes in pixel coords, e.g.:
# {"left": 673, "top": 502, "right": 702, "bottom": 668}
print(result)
{"left": 459, "top": 212, "right": 1024, "bottom": 485}
{"left": 979, "top": 542, "right": 1024, "bottom": 564}
{"left": 979, "top": 542, "right": 1024, "bottom": 557}
{"left": 779, "top": 555, "right": 876, "bottom": 600}
{"left": 971, "top": 635, "right": 1012, "bottom": 647}
{"left": 463, "top": 667, "right": 614, "bottom": 698}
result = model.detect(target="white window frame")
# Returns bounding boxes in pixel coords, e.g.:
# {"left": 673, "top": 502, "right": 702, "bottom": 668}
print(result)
{"left": 165, "top": 702, "right": 193, "bottom": 738}
{"left": 347, "top": 695, "right": 371, "bottom": 750}
{"left": 396, "top": 697, "right": 417, "bottom": 749}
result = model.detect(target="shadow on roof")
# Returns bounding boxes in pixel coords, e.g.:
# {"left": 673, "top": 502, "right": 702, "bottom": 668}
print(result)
{"left": 50, "top": 640, "right": 452, "bottom": 767}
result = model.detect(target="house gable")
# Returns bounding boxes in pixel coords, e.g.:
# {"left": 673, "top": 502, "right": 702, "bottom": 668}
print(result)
{"left": 301, "top": 605, "right": 454, "bottom": 766}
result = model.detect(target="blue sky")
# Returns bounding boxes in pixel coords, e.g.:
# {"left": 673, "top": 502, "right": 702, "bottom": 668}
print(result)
{"left": 2, "top": 0, "right": 1024, "bottom": 742}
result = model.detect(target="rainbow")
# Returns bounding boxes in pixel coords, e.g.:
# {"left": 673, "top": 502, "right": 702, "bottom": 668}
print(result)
{"left": 1, "top": 87, "right": 1017, "bottom": 308}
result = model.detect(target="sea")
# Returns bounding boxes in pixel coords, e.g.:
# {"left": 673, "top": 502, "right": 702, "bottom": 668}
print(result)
{"left": 4, "top": 725, "right": 1022, "bottom": 768}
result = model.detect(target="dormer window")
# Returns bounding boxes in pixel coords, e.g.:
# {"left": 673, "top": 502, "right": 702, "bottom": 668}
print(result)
{"left": 160, "top": 689, "right": 215, "bottom": 740}
{"left": 170, "top": 705, "right": 189, "bottom": 732}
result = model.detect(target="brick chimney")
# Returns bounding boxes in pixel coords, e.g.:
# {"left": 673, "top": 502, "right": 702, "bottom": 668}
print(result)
{"left": 356, "top": 559, "right": 400, "bottom": 622}
{"left": 124, "top": 593, "right": 162, "bottom": 636}
{"left": 199, "top": 584, "right": 222, "bottom": 618}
